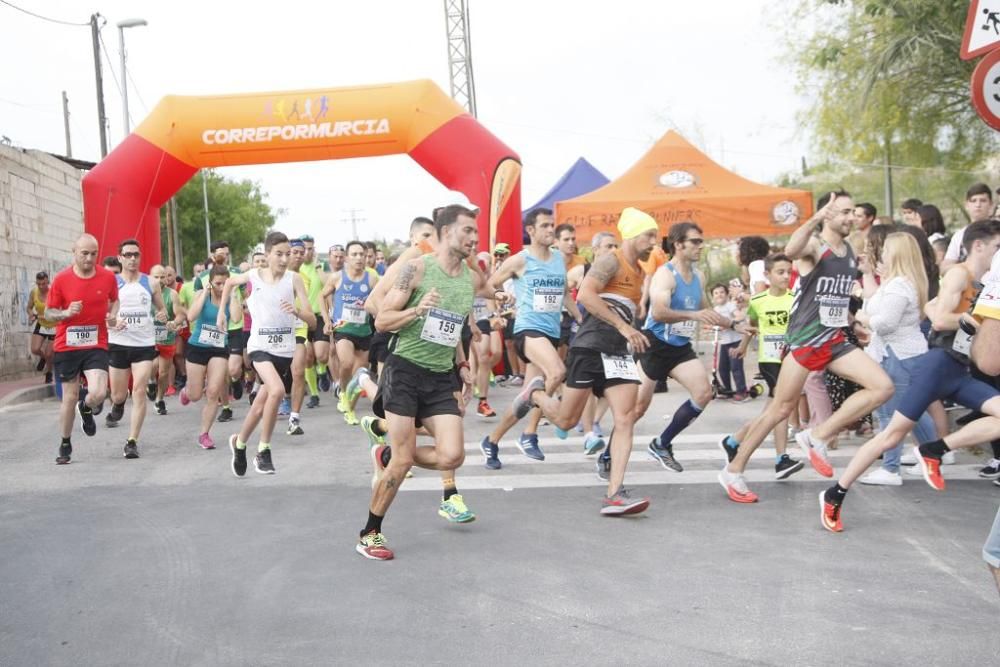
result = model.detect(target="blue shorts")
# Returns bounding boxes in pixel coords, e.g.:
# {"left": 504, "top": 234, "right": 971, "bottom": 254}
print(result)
{"left": 895, "top": 348, "right": 999, "bottom": 421}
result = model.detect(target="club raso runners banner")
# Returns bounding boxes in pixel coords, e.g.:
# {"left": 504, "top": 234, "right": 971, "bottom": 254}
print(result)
{"left": 81, "top": 79, "right": 522, "bottom": 268}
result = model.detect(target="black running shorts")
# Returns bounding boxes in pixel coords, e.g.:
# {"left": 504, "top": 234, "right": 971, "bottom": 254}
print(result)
{"left": 108, "top": 344, "right": 157, "bottom": 369}
{"left": 636, "top": 333, "right": 698, "bottom": 381}
{"left": 248, "top": 351, "right": 293, "bottom": 394}
{"left": 373, "top": 353, "right": 460, "bottom": 421}
{"left": 565, "top": 347, "right": 639, "bottom": 398}
{"left": 53, "top": 348, "right": 108, "bottom": 382}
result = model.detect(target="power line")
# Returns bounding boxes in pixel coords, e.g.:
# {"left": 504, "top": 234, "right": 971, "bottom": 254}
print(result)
{"left": 0, "top": 0, "right": 88, "bottom": 26}
{"left": 97, "top": 29, "right": 135, "bottom": 129}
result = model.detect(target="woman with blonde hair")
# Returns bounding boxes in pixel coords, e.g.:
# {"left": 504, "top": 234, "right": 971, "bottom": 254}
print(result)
{"left": 848, "top": 231, "right": 937, "bottom": 485}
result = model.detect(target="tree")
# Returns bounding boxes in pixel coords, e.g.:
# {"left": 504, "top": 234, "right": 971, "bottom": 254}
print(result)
{"left": 160, "top": 170, "right": 281, "bottom": 276}
{"left": 788, "top": 0, "right": 998, "bottom": 180}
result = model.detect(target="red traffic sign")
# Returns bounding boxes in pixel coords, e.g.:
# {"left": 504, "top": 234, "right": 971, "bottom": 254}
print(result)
{"left": 971, "top": 48, "right": 1000, "bottom": 129}
{"left": 962, "top": 0, "right": 1000, "bottom": 60}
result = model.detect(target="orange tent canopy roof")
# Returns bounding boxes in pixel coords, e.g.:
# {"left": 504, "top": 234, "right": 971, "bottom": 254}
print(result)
{"left": 555, "top": 130, "right": 813, "bottom": 241}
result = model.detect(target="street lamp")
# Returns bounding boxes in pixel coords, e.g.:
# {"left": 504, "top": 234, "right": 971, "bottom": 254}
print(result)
{"left": 117, "top": 18, "right": 147, "bottom": 137}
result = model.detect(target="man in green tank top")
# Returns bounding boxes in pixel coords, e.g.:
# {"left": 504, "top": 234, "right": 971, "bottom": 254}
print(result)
{"left": 356, "top": 204, "right": 482, "bottom": 561}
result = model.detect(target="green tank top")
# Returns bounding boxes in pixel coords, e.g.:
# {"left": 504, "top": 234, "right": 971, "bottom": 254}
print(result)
{"left": 392, "top": 254, "right": 474, "bottom": 373}
{"left": 156, "top": 288, "right": 177, "bottom": 345}
{"left": 299, "top": 261, "right": 323, "bottom": 313}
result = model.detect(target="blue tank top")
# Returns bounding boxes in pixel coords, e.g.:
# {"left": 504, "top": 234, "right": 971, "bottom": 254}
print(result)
{"left": 513, "top": 249, "right": 566, "bottom": 338}
{"left": 189, "top": 293, "right": 230, "bottom": 350}
{"left": 331, "top": 270, "right": 374, "bottom": 337}
{"left": 644, "top": 262, "right": 702, "bottom": 346}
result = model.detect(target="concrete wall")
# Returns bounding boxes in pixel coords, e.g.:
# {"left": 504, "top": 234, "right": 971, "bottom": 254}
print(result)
{"left": 0, "top": 146, "right": 85, "bottom": 381}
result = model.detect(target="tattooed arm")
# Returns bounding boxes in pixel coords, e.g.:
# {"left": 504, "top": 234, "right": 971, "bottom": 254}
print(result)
{"left": 374, "top": 258, "right": 435, "bottom": 332}
{"left": 577, "top": 252, "right": 649, "bottom": 353}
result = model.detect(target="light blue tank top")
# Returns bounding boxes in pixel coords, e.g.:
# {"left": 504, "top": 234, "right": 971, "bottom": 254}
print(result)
{"left": 189, "top": 294, "right": 230, "bottom": 349}
{"left": 644, "top": 262, "right": 702, "bottom": 346}
{"left": 513, "top": 249, "right": 566, "bottom": 339}
{"left": 331, "top": 270, "right": 373, "bottom": 337}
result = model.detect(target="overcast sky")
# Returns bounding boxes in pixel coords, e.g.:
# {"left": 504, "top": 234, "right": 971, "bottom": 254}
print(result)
{"left": 2, "top": 0, "right": 813, "bottom": 249}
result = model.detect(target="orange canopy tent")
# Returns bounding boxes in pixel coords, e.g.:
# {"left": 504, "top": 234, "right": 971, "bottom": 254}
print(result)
{"left": 554, "top": 130, "right": 813, "bottom": 243}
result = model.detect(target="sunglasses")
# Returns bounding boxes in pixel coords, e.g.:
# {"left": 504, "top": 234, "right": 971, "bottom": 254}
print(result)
{"left": 683, "top": 238, "right": 705, "bottom": 246}
{"left": 121, "top": 251, "right": 140, "bottom": 259}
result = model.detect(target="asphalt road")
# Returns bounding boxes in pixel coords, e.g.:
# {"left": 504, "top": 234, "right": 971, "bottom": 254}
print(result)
{"left": 2, "top": 364, "right": 999, "bottom": 665}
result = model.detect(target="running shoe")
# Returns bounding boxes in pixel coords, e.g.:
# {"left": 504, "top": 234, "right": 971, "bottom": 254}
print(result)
{"left": 346, "top": 367, "right": 369, "bottom": 405}
{"left": 554, "top": 425, "right": 570, "bottom": 439}
{"left": 179, "top": 387, "right": 190, "bottom": 406}
{"left": 254, "top": 448, "right": 276, "bottom": 474}
{"left": 336, "top": 394, "right": 348, "bottom": 414}
{"left": 477, "top": 400, "right": 496, "bottom": 418}
{"left": 717, "top": 469, "right": 758, "bottom": 503}
{"left": 165, "top": 385, "right": 176, "bottom": 397}
{"left": 231, "top": 378, "right": 243, "bottom": 400}
{"left": 942, "top": 450, "right": 956, "bottom": 465}
{"left": 287, "top": 417, "right": 304, "bottom": 436}
{"left": 509, "top": 375, "right": 524, "bottom": 387}
{"left": 718, "top": 436, "right": 738, "bottom": 464}
{"left": 795, "top": 429, "right": 833, "bottom": 478}
{"left": 900, "top": 451, "right": 917, "bottom": 466}
{"left": 318, "top": 369, "right": 332, "bottom": 393}
{"left": 370, "top": 445, "right": 387, "bottom": 489}
{"left": 278, "top": 398, "right": 291, "bottom": 416}
{"left": 775, "top": 454, "right": 805, "bottom": 480}
{"left": 155, "top": 400, "right": 167, "bottom": 415}
{"left": 217, "top": 406, "right": 233, "bottom": 422}
{"left": 105, "top": 402, "right": 124, "bottom": 428}
{"left": 480, "top": 436, "right": 501, "bottom": 470}
{"left": 596, "top": 447, "right": 611, "bottom": 481}
{"left": 583, "top": 432, "right": 605, "bottom": 456}
{"left": 859, "top": 467, "right": 902, "bottom": 486}
{"left": 516, "top": 433, "right": 545, "bottom": 461}
{"left": 914, "top": 445, "right": 945, "bottom": 491}
{"left": 729, "top": 391, "right": 751, "bottom": 403}
{"left": 593, "top": 422, "right": 604, "bottom": 438}
{"left": 979, "top": 458, "right": 1000, "bottom": 480}
{"left": 648, "top": 438, "right": 683, "bottom": 472}
{"left": 356, "top": 530, "right": 393, "bottom": 560}
{"left": 77, "top": 400, "right": 97, "bottom": 437}
{"left": 229, "top": 435, "right": 247, "bottom": 477}
{"left": 55, "top": 442, "right": 71, "bottom": 465}
{"left": 198, "top": 433, "right": 215, "bottom": 450}
{"left": 145, "top": 381, "right": 157, "bottom": 401}
{"left": 123, "top": 439, "right": 140, "bottom": 459}
{"left": 361, "top": 416, "right": 387, "bottom": 448}
{"left": 438, "top": 494, "right": 476, "bottom": 523}
{"left": 819, "top": 489, "right": 843, "bottom": 533}
{"left": 512, "top": 376, "right": 545, "bottom": 419}
{"left": 600, "top": 487, "right": 650, "bottom": 516}
{"left": 307, "top": 394, "right": 320, "bottom": 409}
{"left": 344, "top": 410, "right": 360, "bottom": 426}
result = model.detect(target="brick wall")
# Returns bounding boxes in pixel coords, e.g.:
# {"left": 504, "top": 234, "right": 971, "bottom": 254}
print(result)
{"left": 0, "top": 146, "right": 85, "bottom": 381}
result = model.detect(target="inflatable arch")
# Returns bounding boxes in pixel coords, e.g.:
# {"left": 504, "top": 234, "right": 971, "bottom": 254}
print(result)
{"left": 81, "top": 79, "right": 522, "bottom": 269}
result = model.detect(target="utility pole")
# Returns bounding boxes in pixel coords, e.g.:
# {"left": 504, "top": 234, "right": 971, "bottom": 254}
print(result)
{"left": 165, "top": 198, "right": 175, "bottom": 268}
{"left": 61, "top": 91, "right": 72, "bottom": 157}
{"left": 90, "top": 14, "right": 109, "bottom": 158}
{"left": 341, "top": 208, "right": 365, "bottom": 240}
{"left": 883, "top": 137, "right": 894, "bottom": 219}
{"left": 171, "top": 196, "right": 183, "bottom": 273}
{"left": 443, "top": 0, "right": 478, "bottom": 116}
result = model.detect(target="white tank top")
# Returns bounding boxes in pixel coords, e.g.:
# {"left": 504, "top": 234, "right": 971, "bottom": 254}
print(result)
{"left": 109, "top": 274, "right": 155, "bottom": 347}
{"left": 246, "top": 269, "right": 296, "bottom": 358}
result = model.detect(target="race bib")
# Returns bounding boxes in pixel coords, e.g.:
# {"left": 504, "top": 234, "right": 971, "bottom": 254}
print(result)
{"left": 761, "top": 334, "right": 785, "bottom": 360}
{"left": 419, "top": 308, "right": 463, "bottom": 347}
{"left": 601, "top": 353, "right": 640, "bottom": 381}
{"left": 342, "top": 305, "right": 367, "bottom": 325}
{"left": 260, "top": 326, "right": 294, "bottom": 355}
{"left": 818, "top": 296, "right": 849, "bottom": 328}
{"left": 472, "top": 298, "right": 489, "bottom": 322}
{"left": 198, "top": 324, "right": 226, "bottom": 348}
{"left": 953, "top": 329, "right": 973, "bottom": 356}
{"left": 974, "top": 280, "right": 1000, "bottom": 320}
{"left": 38, "top": 325, "right": 55, "bottom": 336}
{"left": 532, "top": 288, "right": 562, "bottom": 313}
{"left": 154, "top": 324, "right": 170, "bottom": 343}
{"left": 120, "top": 310, "right": 149, "bottom": 328}
{"left": 670, "top": 319, "right": 698, "bottom": 339}
{"left": 66, "top": 325, "right": 98, "bottom": 348}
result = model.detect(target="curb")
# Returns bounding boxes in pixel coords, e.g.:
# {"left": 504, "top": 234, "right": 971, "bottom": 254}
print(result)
{"left": 0, "top": 384, "right": 54, "bottom": 410}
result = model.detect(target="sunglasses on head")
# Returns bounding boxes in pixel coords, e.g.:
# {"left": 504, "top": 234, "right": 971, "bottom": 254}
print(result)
{"left": 330, "top": 245, "right": 344, "bottom": 252}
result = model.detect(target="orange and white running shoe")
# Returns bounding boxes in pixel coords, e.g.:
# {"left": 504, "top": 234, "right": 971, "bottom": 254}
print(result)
{"left": 913, "top": 445, "right": 945, "bottom": 491}
{"left": 717, "top": 469, "right": 759, "bottom": 503}
{"left": 819, "top": 489, "right": 843, "bottom": 533}
{"left": 796, "top": 429, "right": 834, "bottom": 478}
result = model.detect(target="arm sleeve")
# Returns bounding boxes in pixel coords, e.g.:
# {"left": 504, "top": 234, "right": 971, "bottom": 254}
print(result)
{"left": 867, "top": 280, "right": 913, "bottom": 336}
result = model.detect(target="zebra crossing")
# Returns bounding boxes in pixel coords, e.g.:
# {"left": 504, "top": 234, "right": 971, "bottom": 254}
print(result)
{"left": 399, "top": 430, "right": 988, "bottom": 492}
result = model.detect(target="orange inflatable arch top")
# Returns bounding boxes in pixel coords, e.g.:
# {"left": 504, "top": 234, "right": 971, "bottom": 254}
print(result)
{"left": 82, "top": 79, "right": 522, "bottom": 269}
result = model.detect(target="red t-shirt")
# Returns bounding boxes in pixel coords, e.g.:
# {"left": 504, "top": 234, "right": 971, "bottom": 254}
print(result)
{"left": 48, "top": 266, "right": 119, "bottom": 352}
